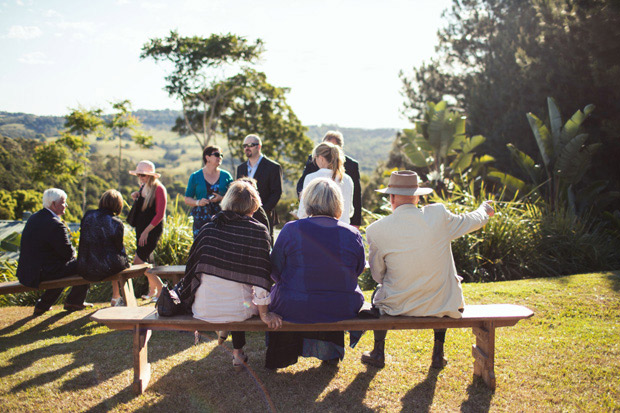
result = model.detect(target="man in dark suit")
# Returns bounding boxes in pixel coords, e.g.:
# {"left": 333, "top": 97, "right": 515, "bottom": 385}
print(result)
{"left": 236, "top": 134, "right": 283, "bottom": 240}
{"left": 16, "top": 188, "right": 91, "bottom": 315}
{"left": 296, "top": 131, "right": 362, "bottom": 227}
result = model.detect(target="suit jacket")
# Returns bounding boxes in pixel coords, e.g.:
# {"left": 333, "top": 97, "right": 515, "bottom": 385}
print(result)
{"left": 236, "top": 156, "right": 283, "bottom": 224}
{"left": 366, "top": 203, "right": 489, "bottom": 318}
{"left": 296, "top": 154, "right": 362, "bottom": 226}
{"left": 16, "top": 208, "right": 76, "bottom": 288}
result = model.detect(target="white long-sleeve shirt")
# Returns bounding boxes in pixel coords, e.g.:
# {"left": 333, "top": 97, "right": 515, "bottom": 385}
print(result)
{"left": 297, "top": 168, "right": 354, "bottom": 224}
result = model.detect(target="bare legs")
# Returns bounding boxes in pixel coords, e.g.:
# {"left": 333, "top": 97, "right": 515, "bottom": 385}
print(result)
{"left": 134, "top": 255, "right": 163, "bottom": 298}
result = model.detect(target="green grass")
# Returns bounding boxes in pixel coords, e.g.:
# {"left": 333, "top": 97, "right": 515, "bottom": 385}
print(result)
{"left": 0, "top": 272, "right": 618, "bottom": 412}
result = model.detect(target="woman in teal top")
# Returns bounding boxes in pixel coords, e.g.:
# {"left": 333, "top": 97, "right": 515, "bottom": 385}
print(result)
{"left": 184, "top": 145, "right": 234, "bottom": 237}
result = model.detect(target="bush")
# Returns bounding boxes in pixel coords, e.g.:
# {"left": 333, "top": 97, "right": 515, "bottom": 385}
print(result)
{"left": 360, "top": 180, "right": 620, "bottom": 284}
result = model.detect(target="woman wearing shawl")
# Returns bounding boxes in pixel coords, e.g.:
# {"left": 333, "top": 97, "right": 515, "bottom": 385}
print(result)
{"left": 180, "top": 180, "right": 282, "bottom": 370}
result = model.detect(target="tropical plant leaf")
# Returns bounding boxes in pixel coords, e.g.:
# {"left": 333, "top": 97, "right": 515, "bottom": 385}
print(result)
{"left": 462, "top": 134, "right": 486, "bottom": 154}
{"left": 469, "top": 154, "right": 495, "bottom": 177}
{"left": 450, "top": 152, "right": 474, "bottom": 173}
{"left": 526, "top": 112, "right": 552, "bottom": 168}
{"left": 555, "top": 133, "right": 589, "bottom": 182}
{"left": 402, "top": 142, "right": 430, "bottom": 167}
{"left": 487, "top": 171, "right": 528, "bottom": 192}
{"left": 507, "top": 143, "right": 542, "bottom": 184}
{"left": 547, "top": 97, "right": 561, "bottom": 153}
{"left": 560, "top": 104, "right": 594, "bottom": 145}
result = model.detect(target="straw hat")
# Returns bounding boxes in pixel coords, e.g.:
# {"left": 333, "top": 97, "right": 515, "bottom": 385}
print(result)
{"left": 375, "top": 170, "right": 433, "bottom": 196}
{"left": 129, "top": 160, "right": 161, "bottom": 178}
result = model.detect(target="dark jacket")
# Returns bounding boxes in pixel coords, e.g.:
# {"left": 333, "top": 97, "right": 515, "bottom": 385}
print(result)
{"left": 77, "top": 209, "right": 130, "bottom": 281}
{"left": 296, "top": 154, "right": 362, "bottom": 226}
{"left": 16, "top": 208, "right": 75, "bottom": 288}
{"left": 236, "top": 156, "right": 283, "bottom": 225}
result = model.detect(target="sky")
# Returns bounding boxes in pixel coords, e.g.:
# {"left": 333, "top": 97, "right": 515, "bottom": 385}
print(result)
{"left": 0, "top": 0, "right": 452, "bottom": 129}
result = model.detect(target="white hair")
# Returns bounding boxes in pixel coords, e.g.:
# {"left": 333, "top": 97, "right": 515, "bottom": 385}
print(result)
{"left": 42, "top": 188, "right": 67, "bottom": 208}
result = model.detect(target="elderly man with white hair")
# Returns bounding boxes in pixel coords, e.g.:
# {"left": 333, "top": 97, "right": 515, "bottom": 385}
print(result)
{"left": 16, "top": 188, "right": 91, "bottom": 315}
{"left": 361, "top": 171, "right": 494, "bottom": 369}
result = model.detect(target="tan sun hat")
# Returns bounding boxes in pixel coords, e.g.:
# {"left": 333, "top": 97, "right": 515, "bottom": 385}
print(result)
{"left": 375, "top": 170, "right": 433, "bottom": 196}
{"left": 129, "top": 160, "right": 161, "bottom": 178}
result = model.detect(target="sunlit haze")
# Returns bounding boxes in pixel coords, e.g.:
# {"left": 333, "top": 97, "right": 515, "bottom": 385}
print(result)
{"left": 0, "top": 0, "right": 451, "bottom": 129}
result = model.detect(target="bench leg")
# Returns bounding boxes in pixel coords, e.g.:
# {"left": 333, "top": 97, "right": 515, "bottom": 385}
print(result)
{"left": 472, "top": 321, "right": 496, "bottom": 390}
{"left": 133, "top": 327, "right": 152, "bottom": 394}
{"left": 119, "top": 278, "right": 137, "bottom": 307}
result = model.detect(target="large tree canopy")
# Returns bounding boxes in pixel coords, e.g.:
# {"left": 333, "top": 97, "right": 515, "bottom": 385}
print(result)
{"left": 401, "top": 0, "right": 620, "bottom": 189}
{"left": 141, "top": 31, "right": 264, "bottom": 148}
{"left": 142, "top": 32, "right": 313, "bottom": 177}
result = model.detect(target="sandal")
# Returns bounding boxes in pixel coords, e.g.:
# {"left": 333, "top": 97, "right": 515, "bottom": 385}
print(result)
{"left": 233, "top": 353, "right": 248, "bottom": 372}
{"left": 217, "top": 331, "right": 229, "bottom": 345}
{"left": 141, "top": 290, "right": 157, "bottom": 300}
{"left": 110, "top": 297, "right": 125, "bottom": 307}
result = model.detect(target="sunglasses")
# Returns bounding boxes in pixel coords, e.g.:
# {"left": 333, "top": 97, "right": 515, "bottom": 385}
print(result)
{"left": 209, "top": 152, "right": 223, "bottom": 158}
{"left": 243, "top": 143, "right": 259, "bottom": 149}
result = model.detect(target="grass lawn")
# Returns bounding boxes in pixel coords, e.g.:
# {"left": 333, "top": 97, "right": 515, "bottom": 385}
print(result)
{"left": 0, "top": 271, "right": 618, "bottom": 412}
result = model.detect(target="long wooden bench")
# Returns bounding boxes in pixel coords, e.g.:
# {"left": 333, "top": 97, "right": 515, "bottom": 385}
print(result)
{"left": 146, "top": 265, "right": 185, "bottom": 286}
{"left": 91, "top": 303, "right": 533, "bottom": 394}
{"left": 0, "top": 263, "right": 151, "bottom": 307}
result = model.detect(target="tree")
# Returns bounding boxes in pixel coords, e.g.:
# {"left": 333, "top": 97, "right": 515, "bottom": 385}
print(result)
{"left": 64, "top": 107, "right": 104, "bottom": 212}
{"left": 491, "top": 97, "right": 618, "bottom": 214}
{"left": 401, "top": 0, "right": 620, "bottom": 199}
{"left": 141, "top": 31, "right": 264, "bottom": 148}
{"left": 106, "top": 100, "right": 153, "bottom": 188}
{"left": 400, "top": 101, "right": 494, "bottom": 195}
{"left": 217, "top": 68, "right": 313, "bottom": 176}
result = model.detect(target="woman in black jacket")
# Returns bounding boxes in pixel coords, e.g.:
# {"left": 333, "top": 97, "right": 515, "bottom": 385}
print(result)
{"left": 77, "top": 189, "right": 130, "bottom": 306}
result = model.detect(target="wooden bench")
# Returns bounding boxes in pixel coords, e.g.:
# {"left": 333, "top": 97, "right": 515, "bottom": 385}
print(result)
{"left": 146, "top": 265, "right": 185, "bottom": 286}
{"left": 0, "top": 263, "right": 151, "bottom": 307}
{"left": 91, "top": 303, "right": 533, "bottom": 394}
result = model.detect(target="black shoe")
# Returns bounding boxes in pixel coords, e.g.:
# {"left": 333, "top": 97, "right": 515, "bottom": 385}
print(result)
{"left": 33, "top": 306, "right": 48, "bottom": 316}
{"left": 361, "top": 350, "right": 385, "bottom": 368}
{"left": 63, "top": 302, "right": 94, "bottom": 312}
{"left": 322, "top": 357, "right": 340, "bottom": 366}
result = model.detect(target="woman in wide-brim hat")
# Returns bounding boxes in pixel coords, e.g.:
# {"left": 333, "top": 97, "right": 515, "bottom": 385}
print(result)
{"left": 128, "top": 160, "right": 167, "bottom": 301}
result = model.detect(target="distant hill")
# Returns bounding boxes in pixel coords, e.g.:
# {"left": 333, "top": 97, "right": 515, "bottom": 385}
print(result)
{"left": 0, "top": 110, "right": 399, "bottom": 175}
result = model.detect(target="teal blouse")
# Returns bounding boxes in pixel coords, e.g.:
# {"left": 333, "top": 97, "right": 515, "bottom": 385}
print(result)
{"left": 185, "top": 169, "right": 233, "bottom": 200}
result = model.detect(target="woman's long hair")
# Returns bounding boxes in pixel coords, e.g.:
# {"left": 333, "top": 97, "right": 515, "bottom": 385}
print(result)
{"left": 312, "top": 142, "right": 345, "bottom": 182}
{"left": 141, "top": 176, "right": 163, "bottom": 211}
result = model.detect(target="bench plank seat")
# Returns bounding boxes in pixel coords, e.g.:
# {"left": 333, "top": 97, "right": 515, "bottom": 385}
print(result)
{"left": 0, "top": 263, "right": 151, "bottom": 307}
{"left": 91, "top": 304, "right": 533, "bottom": 393}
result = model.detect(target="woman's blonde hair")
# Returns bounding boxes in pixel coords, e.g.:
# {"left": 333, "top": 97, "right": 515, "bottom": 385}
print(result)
{"left": 302, "top": 177, "right": 343, "bottom": 219}
{"left": 312, "top": 142, "right": 345, "bottom": 182}
{"left": 221, "top": 180, "right": 261, "bottom": 216}
{"left": 141, "top": 176, "right": 163, "bottom": 212}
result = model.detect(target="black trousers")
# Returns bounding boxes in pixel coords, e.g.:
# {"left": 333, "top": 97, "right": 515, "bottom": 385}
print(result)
{"left": 231, "top": 331, "right": 246, "bottom": 350}
{"left": 34, "top": 259, "right": 88, "bottom": 311}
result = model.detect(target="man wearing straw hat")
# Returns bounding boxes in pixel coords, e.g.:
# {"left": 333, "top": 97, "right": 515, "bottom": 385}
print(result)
{"left": 361, "top": 170, "right": 495, "bottom": 369}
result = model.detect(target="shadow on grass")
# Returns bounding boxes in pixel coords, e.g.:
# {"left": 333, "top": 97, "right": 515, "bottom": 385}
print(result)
{"left": 0, "top": 311, "right": 194, "bottom": 401}
{"left": 318, "top": 369, "right": 377, "bottom": 412}
{"left": 0, "top": 313, "right": 39, "bottom": 337}
{"left": 459, "top": 376, "right": 494, "bottom": 412}
{"left": 604, "top": 271, "right": 620, "bottom": 292}
{"left": 400, "top": 367, "right": 440, "bottom": 412}
{"left": 0, "top": 311, "right": 85, "bottom": 358}
{"left": 125, "top": 336, "right": 345, "bottom": 412}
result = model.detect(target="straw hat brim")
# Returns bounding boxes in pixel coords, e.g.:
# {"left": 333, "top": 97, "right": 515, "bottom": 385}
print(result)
{"left": 129, "top": 170, "right": 161, "bottom": 178}
{"left": 375, "top": 186, "right": 434, "bottom": 196}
